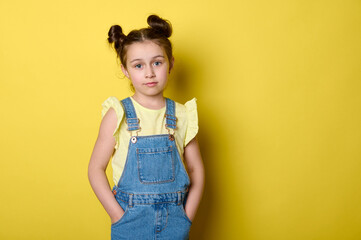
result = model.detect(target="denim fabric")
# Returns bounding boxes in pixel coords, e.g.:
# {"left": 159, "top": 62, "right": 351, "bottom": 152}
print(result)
{"left": 111, "top": 98, "right": 191, "bottom": 240}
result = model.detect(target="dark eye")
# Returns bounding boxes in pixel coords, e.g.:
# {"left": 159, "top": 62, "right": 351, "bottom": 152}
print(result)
{"left": 135, "top": 64, "right": 142, "bottom": 69}
{"left": 154, "top": 61, "right": 162, "bottom": 66}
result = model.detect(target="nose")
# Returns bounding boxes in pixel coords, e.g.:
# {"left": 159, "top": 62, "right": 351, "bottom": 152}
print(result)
{"left": 145, "top": 66, "right": 155, "bottom": 78}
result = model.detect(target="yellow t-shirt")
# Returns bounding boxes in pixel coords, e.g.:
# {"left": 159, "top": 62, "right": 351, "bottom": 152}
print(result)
{"left": 101, "top": 96, "right": 199, "bottom": 185}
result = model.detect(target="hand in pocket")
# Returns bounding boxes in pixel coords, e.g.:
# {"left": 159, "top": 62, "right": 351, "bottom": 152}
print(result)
{"left": 111, "top": 208, "right": 125, "bottom": 224}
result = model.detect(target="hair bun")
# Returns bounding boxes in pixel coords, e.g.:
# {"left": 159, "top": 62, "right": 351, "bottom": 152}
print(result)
{"left": 147, "top": 15, "right": 172, "bottom": 38}
{"left": 108, "top": 25, "right": 126, "bottom": 51}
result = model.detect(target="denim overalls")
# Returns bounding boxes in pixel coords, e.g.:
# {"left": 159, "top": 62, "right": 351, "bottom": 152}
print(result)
{"left": 111, "top": 97, "right": 192, "bottom": 240}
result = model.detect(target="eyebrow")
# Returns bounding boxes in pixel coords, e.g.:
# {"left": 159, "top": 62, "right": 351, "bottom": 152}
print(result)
{"left": 130, "top": 55, "right": 165, "bottom": 63}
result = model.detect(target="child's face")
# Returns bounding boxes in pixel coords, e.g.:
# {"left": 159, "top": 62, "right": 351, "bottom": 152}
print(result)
{"left": 122, "top": 40, "right": 173, "bottom": 99}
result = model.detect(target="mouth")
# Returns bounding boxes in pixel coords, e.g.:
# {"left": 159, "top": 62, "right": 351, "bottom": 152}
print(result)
{"left": 144, "top": 82, "right": 158, "bottom": 87}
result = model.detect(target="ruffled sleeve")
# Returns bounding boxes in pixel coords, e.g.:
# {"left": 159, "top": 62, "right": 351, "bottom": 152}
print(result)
{"left": 101, "top": 96, "right": 124, "bottom": 149}
{"left": 184, "top": 98, "right": 199, "bottom": 146}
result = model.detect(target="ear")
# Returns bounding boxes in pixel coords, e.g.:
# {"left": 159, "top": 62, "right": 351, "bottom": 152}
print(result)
{"left": 169, "top": 57, "right": 175, "bottom": 73}
{"left": 121, "top": 64, "right": 130, "bottom": 78}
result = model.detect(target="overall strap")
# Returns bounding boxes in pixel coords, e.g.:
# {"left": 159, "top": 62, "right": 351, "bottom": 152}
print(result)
{"left": 165, "top": 98, "right": 177, "bottom": 129}
{"left": 121, "top": 97, "right": 140, "bottom": 131}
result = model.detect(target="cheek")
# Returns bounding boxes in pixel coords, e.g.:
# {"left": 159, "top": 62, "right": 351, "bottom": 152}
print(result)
{"left": 130, "top": 77, "right": 141, "bottom": 85}
{"left": 160, "top": 67, "right": 170, "bottom": 77}
{"left": 128, "top": 71, "right": 140, "bottom": 81}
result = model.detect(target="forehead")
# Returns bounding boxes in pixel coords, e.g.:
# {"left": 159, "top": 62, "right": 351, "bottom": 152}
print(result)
{"left": 126, "top": 41, "right": 167, "bottom": 61}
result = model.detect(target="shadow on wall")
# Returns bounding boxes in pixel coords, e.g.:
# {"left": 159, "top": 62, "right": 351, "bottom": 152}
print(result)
{"left": 190, "top": 117, "right": 216, "bottom": 239}
{"left": 168, "top": 50, "right": 244, "bottom": 239}
{"left": 167, "top": 53, "right": 220, "bottom": 239}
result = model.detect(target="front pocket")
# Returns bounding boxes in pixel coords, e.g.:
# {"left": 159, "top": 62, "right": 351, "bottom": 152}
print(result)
{"left": 179, "top": 204, "right": 193, "bottom": 224}
{"left": 111, "top": 206, "right": 129, "bottom": 227}
{"left": 137, "top": 146, "right": 175, "bottom": 184}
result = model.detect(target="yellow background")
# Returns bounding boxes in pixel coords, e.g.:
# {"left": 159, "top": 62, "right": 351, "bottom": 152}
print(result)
{"left": 1, "top": 0, "right": 361, "bottom": 239}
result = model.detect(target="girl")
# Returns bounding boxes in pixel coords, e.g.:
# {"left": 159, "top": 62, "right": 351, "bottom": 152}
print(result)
{"left": 88, "top": 15, "right": 204, "bottom": 239}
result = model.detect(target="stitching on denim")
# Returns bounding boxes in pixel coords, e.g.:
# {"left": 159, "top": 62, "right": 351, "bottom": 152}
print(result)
{"left": 115, "top": 199, "right": 182, "bottom": 205}
{"left": 139, "top": 178, "right": 175, "bottom": 184}
{"left": 156, "top": 205, "right": 169, "bottom": 233}
{"left": 115, "top": 194, "right": 188, "bottom": 205}
{"left": 133, "top": 134, "right": 171, "bottom": 139}
{"left": 164, "top": 114, "right": 177, "bottom": 120}
{"left": 136, "top": 147, "right": 175, "bottom": 184}
{"left": 137, "top": 150, "right": 172, "bottom": 154}
{"left": 117, "top": 189, "right": 188, "bottom": 195}
{"left": 134, "top": 201, "right": 177, "bottom": 205}
{"left": 136, "top": 146, "right": 172, "bottom": 154}
{"left": 118, "top": 197, "right": 128, "bottom": 203}
{"left": 156, "top": 205, "right": 160, "bottom": 233}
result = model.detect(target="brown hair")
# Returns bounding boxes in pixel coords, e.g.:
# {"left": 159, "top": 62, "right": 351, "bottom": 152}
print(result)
{"left": 107, "top": 15, "right": 173, "bottom": 68}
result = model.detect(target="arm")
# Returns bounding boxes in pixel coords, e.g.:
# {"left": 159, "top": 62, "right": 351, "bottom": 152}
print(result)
{"left": 183, "top": 137, "right": 205, "bottom": 221}
{"left": 88, "top": 108, "right": 124, "bottom": 223}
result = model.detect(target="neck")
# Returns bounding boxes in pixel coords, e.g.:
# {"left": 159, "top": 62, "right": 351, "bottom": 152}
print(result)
{"left": 132, "top": 93, "right": 165, "bottom": 110}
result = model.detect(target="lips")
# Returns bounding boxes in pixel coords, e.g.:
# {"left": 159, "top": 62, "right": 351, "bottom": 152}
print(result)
{"left": 145, "top": 82, "right": 158, "bottom": 87}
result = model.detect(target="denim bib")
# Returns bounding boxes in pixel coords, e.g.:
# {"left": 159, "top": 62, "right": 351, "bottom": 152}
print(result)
{"left": 111, "top": 97, "right": 192, "bottom": 240}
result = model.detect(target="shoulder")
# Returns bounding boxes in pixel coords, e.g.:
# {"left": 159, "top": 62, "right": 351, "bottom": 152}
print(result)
{"left": 100, "top": 107, "right": 118, "bottom": 132}
{"left": 174, "top": 98, "right": 198, "bottom": 118}
{"left": 101, "top": 96, "right": 124, "bottom": 120}
{"left": 174, "top": 98, "right": 199, "bottom": 146}
{"left": 100, "top": 96, "right": 128, "bottom": 149}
